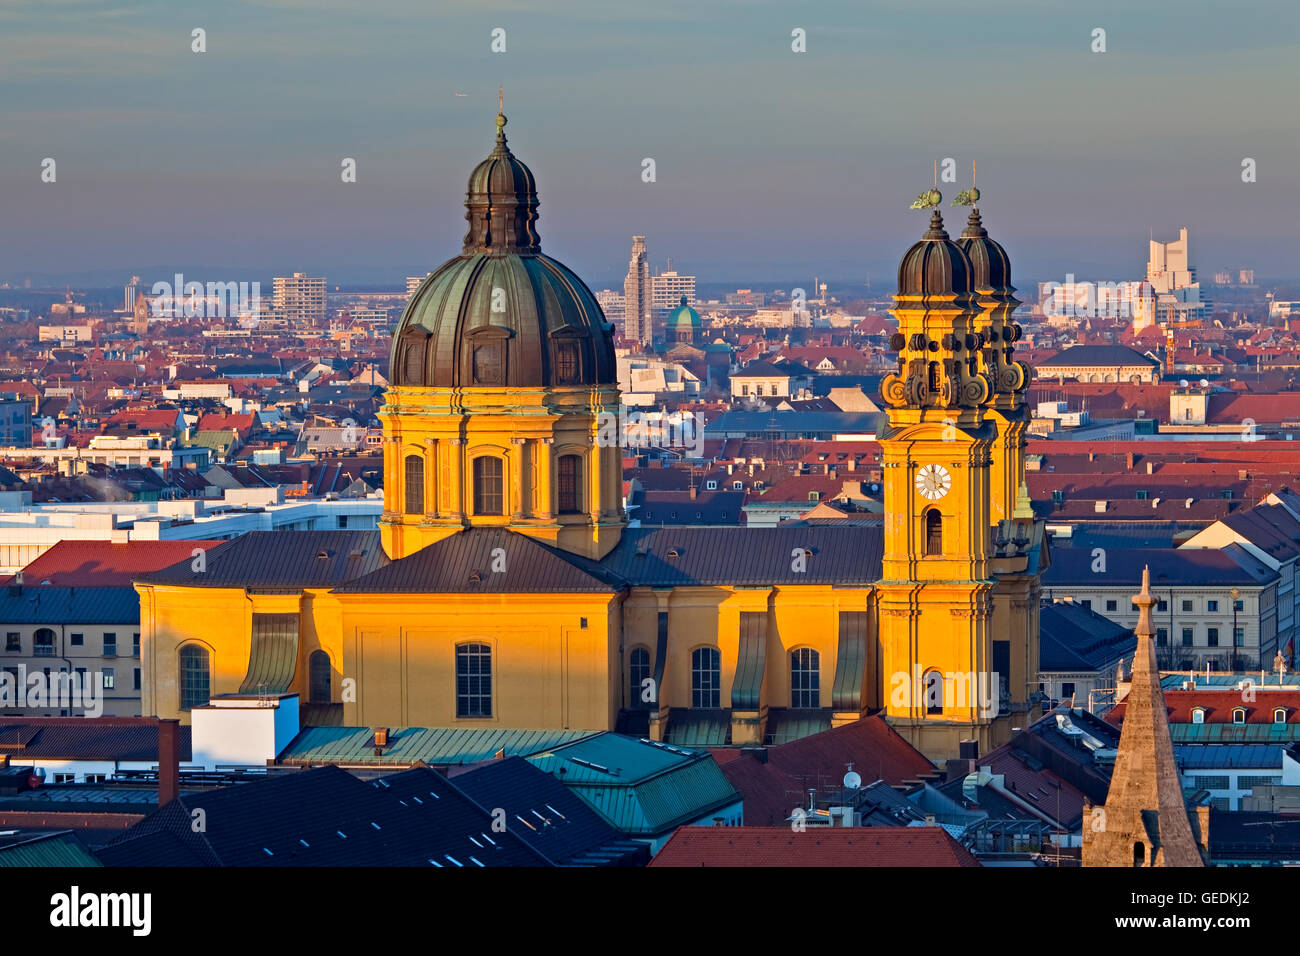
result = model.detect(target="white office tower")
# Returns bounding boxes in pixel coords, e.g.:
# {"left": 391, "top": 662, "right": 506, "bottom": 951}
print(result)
{"left": 273, "top": 272, "right": 327, "bottom": 325}
{"left": 1145, "top": 228, "right": 1210, "bottom": 322}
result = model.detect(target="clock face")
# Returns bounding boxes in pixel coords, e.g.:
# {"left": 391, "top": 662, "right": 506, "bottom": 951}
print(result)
{"left": 915, "top": 464, "right": 951, "bottom": 501}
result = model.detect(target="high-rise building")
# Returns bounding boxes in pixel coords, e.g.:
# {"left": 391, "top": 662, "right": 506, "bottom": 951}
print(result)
{"left": 123, "top": 276, "right": 140, "bottom": 312}
{"left": 623, "top": 236, "right": 651, "bottom": 345}
{"left": 651, "top": 269, "right": 696, "bottom": 311}
{"left": 595, "top": 289, "right": 625, "bottom": 326}
{"left": 407, "top": 274, "right": 432, "bottom": 298}
{"left": 1239, "top": 269, "right": 1255, "bottom": 286}
{"left": 1145, "top": 228, "right": 1209, "bottom": 322}
{"left": 273, "top": 272, "right": 327, "bottom": 325}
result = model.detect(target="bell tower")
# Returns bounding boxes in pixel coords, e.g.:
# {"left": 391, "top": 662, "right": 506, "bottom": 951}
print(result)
{"left": 956, "top": 186, "right": 1046, "bottom": 740}
{"left": 876, "top": 194, "right": 1011, "bottom": 761}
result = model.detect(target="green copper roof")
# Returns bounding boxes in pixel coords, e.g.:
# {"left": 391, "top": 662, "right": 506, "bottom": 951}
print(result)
{"left": 666, "top": 295, "right": 701, "bottom": 330}
{"left": 278, "top": 726, "right": 599, "bottom": 766}
{"left": 526, "top": 732, "right": 739, "bottom": 835}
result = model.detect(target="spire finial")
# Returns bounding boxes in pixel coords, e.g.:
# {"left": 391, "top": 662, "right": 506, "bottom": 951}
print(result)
{"left": 499, "top": 85, "right": 504, "bottom": 112}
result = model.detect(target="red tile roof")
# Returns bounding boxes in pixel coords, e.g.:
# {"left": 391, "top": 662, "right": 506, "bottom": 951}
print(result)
{"left": 649, "top": 826, "right": 980, "bottom": 867}
{"left": 1107, "top": 689, "right": 1300, "bottom": 725}
{"left": 714, "top": 716, "right": 935, "bottom": 826}
{"left": 13, "top": 540, "right": 223, "bottom": 587}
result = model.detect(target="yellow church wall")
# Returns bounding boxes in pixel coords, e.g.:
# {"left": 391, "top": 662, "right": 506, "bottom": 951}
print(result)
{"left": 135, "top": 583, "right": 342, "bottom": 722}
{"left": 334, "top": 592, "right": 622, "bottom": 730}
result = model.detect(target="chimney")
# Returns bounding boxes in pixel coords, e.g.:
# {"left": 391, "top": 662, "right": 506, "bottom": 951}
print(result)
{"left": 959, "top": 738, "right": 979, "bottom": 760}
{"left": 158, "top": 718, "right": 181, "bottom": 807}
{"left": 1126, "top": 452, "right": 1135, "bottom": 470}
{"left": 689, "top": 485, "right": 697, "bottom": 500}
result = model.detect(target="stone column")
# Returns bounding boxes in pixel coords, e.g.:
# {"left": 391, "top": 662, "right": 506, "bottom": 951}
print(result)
{"left": 424, "top": 438, "right": 438, "bottom": 518}
{"left": 536, "top": 438, "right": 553, "bottom": 519}
{"left": 509, "top": 437, "right": 525, "bottom": 519}
{"left": 447, "top": 438, "right": 463, "bottom": 517}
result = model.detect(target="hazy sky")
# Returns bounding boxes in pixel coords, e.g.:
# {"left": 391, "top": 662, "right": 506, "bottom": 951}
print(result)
{"left": 2, "top": 0, "right": 1297, "bottom": 290}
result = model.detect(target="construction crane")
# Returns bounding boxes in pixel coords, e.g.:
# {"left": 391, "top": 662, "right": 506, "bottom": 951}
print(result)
{"left": 1163, "top": 315, "right": 1203, "bottom": 375}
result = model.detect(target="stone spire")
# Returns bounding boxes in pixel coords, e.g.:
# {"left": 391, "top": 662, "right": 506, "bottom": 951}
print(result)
{"left": 1083, "top": 566, "right": 1204, "bottom": 866}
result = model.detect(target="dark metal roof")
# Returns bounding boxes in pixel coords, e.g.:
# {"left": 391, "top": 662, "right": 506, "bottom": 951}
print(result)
{"left": 1042, "top": 546, "right": 1277, "bottom": 588}
{"left": 138, "top": 530, "right": 388, "bottom": 589}
{"left": 1036, "top": 344, "right": 1159, "bottom": 368}
{"left": 897, "top": 210, "right": 972, "bottom": 298}
{"left": 0, "top": 586, "right": 139, "bottom": 624}
{"left": 0, "top": 718, "right": 193, "bottom": 762}
{"left": 1039, "top": 602, "right": 1136, "bottom": 672}
{"left": 600, "top": 526, "right": 884, "bottom": 587}
{"left": 450, "top": 757, "right": 646, "bottom": 866}
{"left": 334, "top": 527, "right": 622, "bottom": 594}
{"left": 97, "top": 764, "right": 547, "bottom": 867}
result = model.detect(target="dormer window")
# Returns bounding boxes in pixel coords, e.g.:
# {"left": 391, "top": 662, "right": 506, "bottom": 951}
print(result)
{"left": 473, "top": 343, "right": 503, "bottom": 385}
{"left": 1232, "top": 707, "right": 1247, "bottom": 724}
{"left": 1191, "top": 707, "right": 1205, "bottom": 725}
{"left": 1274, "top": 708, "right": 1288, "bottom": 724}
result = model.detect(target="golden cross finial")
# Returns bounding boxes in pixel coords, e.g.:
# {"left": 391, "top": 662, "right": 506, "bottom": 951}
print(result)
{"left": 972, "top": 161, "right": 977, "bottom": 188}
{"left": 933, "top": 160, "right": 937, "bottom": 189}
{"left": 499, "top": 86, "right": 504, "bottom": 111}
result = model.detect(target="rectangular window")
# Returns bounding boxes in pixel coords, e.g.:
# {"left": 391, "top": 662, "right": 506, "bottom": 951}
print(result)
{"left": 1157, "top": 599, "right": 1168, "bottom": 612}
{"left": 133, "top": 668, "right": 141, "bottom": 691}
{"left": 403, "top": 454, "right": 424, "bottom": 515}
{"left": 133, "top": 633, "right": 140, "bottom": 657}
{"left": 1080, "top": 599, "right": 1092, "bottom": 610}
{"left": 101, "top": 668, "right": 115, "bottom": 690}
{"left": 455, "top": 643, "right": 492, "bottom": 718}
{"left": 473, "top": 457, "right": 504, "bottom": 516}
{"left": 1181, "top": 600, "right": 1194, "bottom": 613}
{"left": 1233, "top": 599, "right": 1244, "bottom": 612}
{"left": 1182, "top": 627, "right": 1194, "bottom": 647}
{"left": 1156, "top": 627, "right": 1168, "bottom": 646}
{"left": 1207, "top": 600, "right": 1219, "bottom": 612}
{"left": 557, "top": 455, "right": 583, "bottom": 514}
{"left": 70, "top": 632, "right": 84, "bottom": 647}
{"left": 102, "top": 633, "right": 117, "bottom": 657}
{"left": 1207, "top": 627, "right": 1219, "bottom": 647}
{"left": 1105, "top": 600, "right": 1118, "bottom": 612}
{"left": 53, "top": 773, "right": 76, "bottom": 784}
{"left": 4, "top": 632, "right": 18, "bottom": 652}
{"left": 1234, "top": 627, "right": 1246, "bottom": 647}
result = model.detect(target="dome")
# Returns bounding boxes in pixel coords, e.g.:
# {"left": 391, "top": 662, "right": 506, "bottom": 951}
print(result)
{"left": 896, "top": 210, "right": 972, "bottom": 297}
{"left": 389, "top": 113, "right": 616, "bottom": 389}
{"left": 666, "top": 295, "right": 702, "bottom": 331}
{"left": 956, "top": 208, "right": 1013, "bottom": 293}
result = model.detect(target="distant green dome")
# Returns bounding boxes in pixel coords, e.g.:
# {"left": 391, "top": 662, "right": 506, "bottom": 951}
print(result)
{"left": 666, "top": 295, "right": 701, "bottom": 331}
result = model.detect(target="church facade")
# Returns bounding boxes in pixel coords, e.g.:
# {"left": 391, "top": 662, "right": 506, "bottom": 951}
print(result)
{"left": 136, "top": 114, "right": 1046, "bottom": 763}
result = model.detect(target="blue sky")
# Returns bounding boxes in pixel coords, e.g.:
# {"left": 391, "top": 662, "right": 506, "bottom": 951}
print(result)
{"left": 2, "top": 0, "right": 1297, "bottom": 289}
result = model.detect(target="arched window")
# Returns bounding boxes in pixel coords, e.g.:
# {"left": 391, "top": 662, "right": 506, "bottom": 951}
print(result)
{"left": 33, "top": 628, "right": 55, "bottom": 657}
{"left": 455, "top": 643, "right": 492, "bottom": 718}
{"left": 1275, "top": 708, "right": 1289, "bottom": 724}
{"left": 924, "top": 669, "right": 944, "bottom": 714}
{"left": 790, "top": 648, "right": 820, "bottom": 709}
{"left": 557, "top": 454, "right": 583, "bottom": 514}
{"left": 403, "top": 454, "right": 424, "bottom": 515}
{"left": 179, "top": 645, "right": 210, "bottom": 711}
{"left": 309, "top": 650, "right": 331, "bottom": 703}
{"left": 924, "top": 509, "right": 942, "bottom": 556}
{"left": 629, "top": 647, "right": 652, "bottom": 710}
{"left": 401, "top": 332, "right": 427, "bottom": 383}
{"left": 1232, "top": 707, "right": 1247, "bottom": 724}
{"left": 1191, "top": 707, "right": 1206, "bottom": 724}
{"left": 473, "top": 457, "right": 504, "bottom": 515}
{"left": 1133, "top": 842, "right": 1145, "bottom": 867}
{"left": 691, "top": 647, "right": 721, "bottom": 709}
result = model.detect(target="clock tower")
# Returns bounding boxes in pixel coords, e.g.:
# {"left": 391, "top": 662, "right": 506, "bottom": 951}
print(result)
{"left": 876, "top": 203, "right": 1016, "bottom": 760}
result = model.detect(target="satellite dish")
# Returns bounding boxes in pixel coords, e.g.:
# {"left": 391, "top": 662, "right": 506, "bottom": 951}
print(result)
{"left": 1199, "top": 379, "right": 1209, "bottom": 388}
{"left": 1179, "top": 379, "right": 1189, "bottom": 387}
{"left": 843, "top": 771, "right": 862, "bottom": 790}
